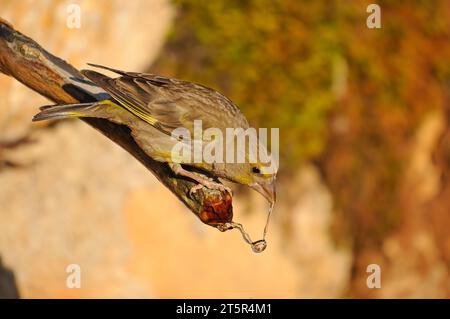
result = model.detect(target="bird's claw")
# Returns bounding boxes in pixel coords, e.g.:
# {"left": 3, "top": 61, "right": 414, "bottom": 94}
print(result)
{"left": 189, "top": 179, "right": 232, "bottom": 197}
{"left": 189, "top": 183, "right": 204, "bottom": 196}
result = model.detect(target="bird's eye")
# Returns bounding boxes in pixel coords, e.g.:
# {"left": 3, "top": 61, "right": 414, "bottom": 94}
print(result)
{"left": 252, "top": 167, "right": 261, "bottom": 174}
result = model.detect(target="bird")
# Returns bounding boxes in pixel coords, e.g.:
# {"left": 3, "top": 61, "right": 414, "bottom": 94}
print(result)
{"left": 32, "top": 63, "right": 277, "bottom": 206}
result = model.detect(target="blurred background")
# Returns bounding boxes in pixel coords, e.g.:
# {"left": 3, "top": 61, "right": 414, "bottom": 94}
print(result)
{"left": 0, "top": 0, "right": 449, "bottom": 298}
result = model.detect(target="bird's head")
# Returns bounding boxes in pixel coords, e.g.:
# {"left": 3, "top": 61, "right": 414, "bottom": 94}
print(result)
{"left": 248, "top": 163, "right": 277, "bottom": 206}
{"left": 221, "top": 128, "right": 278, "bottom": 205}
{"left": 229, "top": 161, "right": 277, "bottom": 206}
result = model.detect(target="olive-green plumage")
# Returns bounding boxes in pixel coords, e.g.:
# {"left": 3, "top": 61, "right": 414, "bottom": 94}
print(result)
{"left": 33, "top": 64, "right": 276, "bottom": 204}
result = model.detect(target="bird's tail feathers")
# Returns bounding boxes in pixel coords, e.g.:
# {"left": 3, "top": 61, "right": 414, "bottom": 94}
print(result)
{"left": 32, "top": 102, "right": 98, "bottom": 122}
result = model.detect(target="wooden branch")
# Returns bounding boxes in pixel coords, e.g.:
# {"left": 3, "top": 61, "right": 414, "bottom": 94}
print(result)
{"left": 0, "top": 18, "right": 233, "bottom": 230}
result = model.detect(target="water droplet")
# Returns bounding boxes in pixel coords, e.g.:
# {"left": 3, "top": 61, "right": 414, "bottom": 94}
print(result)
{"left": 251, "top": 240, "right": 267, "bottom": 253}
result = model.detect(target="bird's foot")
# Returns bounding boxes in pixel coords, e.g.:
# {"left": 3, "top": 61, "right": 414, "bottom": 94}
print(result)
{"left": 168, "top": 163, "right": 232, "bottom": 197}
{"left": 189, "top": 178, "right": 232, "bottom": 196}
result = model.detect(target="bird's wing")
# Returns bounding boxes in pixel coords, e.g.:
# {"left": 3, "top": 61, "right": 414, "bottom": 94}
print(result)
{"left": 82, "top": 64, "right": 249, "bottom": 139}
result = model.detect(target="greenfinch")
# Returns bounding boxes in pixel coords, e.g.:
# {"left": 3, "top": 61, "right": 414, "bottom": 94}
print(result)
{"left": 33, "top": 64, "right": 277, "bottom": 206}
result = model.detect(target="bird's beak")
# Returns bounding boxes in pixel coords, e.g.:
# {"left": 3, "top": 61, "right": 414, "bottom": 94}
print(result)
{"left": 251, "top": 178, "right": 276, "bottom": 205}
